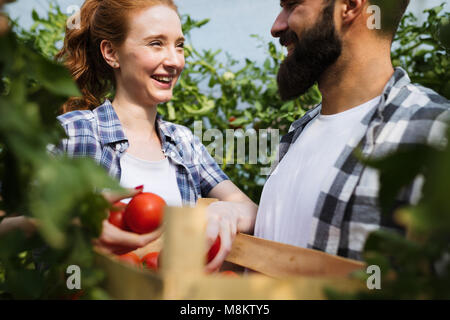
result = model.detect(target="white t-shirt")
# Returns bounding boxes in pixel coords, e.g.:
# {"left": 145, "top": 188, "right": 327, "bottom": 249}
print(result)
{"left": 254, "top": 96, "right": 381, "bottom": 248}
{"left": 119, "top": 153, "right": 183, "bottom": 207}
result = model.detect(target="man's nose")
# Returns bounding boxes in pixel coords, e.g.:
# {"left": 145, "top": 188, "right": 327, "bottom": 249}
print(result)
{"left": 271, "top": 10, "right": 289, "bottom": 38}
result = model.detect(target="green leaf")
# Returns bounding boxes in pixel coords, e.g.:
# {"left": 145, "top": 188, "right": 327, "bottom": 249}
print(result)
{"left": 438, "top": 20, "right": 450, "bottom": 50}
{"left": 29, "top": 53, "right": 80, "bottom": 97}
{"left": 5, "top": 268, "right": 45, "bottom": 299}
{"left": 31, "top": 9, "right": 40, "bottom": 21}
{"left": 182, "top": 98, "right": 216, "bottom": 115}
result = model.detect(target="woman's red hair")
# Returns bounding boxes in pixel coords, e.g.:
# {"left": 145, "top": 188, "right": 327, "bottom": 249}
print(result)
{"left": 56, "top": 0, "right": 178, "bottom": 113}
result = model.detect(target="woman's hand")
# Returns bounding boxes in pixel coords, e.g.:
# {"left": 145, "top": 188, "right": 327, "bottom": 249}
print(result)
{"left": 205, "top": 201, "right": 239, "bottom": 273}
{"left": 94, "top": 220, "right": 162, "bottom": 255}
{"left": 0, "top": 213, "right": 38, "bottom": 238}
{"left": 0, "top": 187, "right": 163, "bottom": 255}
{"left": 204, "top": 181, "right": 258, "bottom": 273}
{"left": 94, "top": 187, "right": 163, "bottom": 255}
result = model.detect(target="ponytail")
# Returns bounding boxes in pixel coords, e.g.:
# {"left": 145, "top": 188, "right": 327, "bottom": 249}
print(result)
{"left": 57, "top": 0, "right": 112, "bottom": 112}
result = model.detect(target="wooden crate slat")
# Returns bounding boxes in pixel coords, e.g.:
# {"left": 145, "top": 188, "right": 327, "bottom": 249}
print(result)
{"left": 172, "top": 274, "right": 365, "bottom": 300}
{"left": 225, "top": 233, "right": 365, "bottom": 277}
{"left": 95, "top": 202, "right": 364, "bottom": 299}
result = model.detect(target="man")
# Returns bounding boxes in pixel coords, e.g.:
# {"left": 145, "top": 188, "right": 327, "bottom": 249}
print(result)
{"left": 254, "top": 0, "right": 450, "bottom": 261}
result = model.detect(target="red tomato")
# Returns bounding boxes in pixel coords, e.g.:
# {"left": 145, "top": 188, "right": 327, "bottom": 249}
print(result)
{"left": 141, "top": 252, "right": 159, "bottom": 271}
{"left": 220, "top": 271, "right": 239, "bottom": 277}
{"left": 118, "top": 252, "right": 142, "bottom": 268}
{"left": 124, "top": 192, "right": 166, "bottom": 234}
{"left": 228, "top": 116, "right": 243, "bottom": 129}
{"left": 108, "top": 201, "right": 128, "bottom": 230}
{"left": 207, "top": 236, "right": 221, "bottom": 263}
{"left": 69, "top": 289, "right": 85, "bottom": 300}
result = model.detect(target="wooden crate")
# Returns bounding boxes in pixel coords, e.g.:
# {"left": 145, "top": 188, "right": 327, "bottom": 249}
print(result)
{"left": 95, "top": 202, "right": 366, "bottom": 300}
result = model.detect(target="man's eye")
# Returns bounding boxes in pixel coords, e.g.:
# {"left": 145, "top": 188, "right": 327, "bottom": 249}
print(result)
{"left": 149, "top": 41, "right": 162, "bottom": 46}
{"left": 177, "top": 42, "right": 185, "bottom": 49}
{"left": 283, "top": 0, "right": 298, "bottom": 9}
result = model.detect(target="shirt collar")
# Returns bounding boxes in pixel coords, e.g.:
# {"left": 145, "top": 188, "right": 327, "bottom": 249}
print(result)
{"left": 93, "top": 99, "right": 127, "bottom": 146}
{"left": 93, "top": 99, "right": 176, "bottom": 148}
{"left": 155, "top": 115, "right": 176, "bottom": 147}
{"left": 289, "top": 67, "right": 411, "bottom": 131}
{"left": 379, "top": 66, "right": 411, "bottom": 110}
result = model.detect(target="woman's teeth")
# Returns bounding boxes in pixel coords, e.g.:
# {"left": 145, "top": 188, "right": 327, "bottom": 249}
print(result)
{"left": 152, "top": 75, "right": 172, "bottom": 83}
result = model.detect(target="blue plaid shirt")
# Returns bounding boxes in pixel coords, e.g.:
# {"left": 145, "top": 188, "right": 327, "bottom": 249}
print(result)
{"left": 55, "top": 99, "right": 229, "bottom": 206}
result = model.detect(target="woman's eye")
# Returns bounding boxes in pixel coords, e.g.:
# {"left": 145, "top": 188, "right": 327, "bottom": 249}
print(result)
{"left": 149, "top": 41, "right": 162, "bottom": 47}
{"left": 177, "top": 42, "right": 185, "bottom": 49}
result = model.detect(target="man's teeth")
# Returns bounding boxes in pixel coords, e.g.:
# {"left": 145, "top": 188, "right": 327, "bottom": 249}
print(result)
{"left": 153, "top": 76, "right": 172, "bottom": 83}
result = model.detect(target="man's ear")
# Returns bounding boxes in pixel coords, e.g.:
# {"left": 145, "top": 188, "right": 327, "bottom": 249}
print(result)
{"left": 339, "top": 0, "right": 368, "bottom": 27}
{"left": 100, "top": 39, "right": 119, "bottom": 69}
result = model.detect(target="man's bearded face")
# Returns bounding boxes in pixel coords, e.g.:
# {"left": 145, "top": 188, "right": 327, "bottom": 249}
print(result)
{"left": 277, "top": 3, "right": 342, "bottom": 101}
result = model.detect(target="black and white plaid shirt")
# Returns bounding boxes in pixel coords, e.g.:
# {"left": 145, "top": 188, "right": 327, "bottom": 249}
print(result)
{"left": 268, "top": 67, "right": 450, "bottom": 260}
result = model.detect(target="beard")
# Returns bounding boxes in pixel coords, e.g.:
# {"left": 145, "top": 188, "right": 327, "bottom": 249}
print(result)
{"left": 277, "top": 3, "right": 342, "bottom": 101}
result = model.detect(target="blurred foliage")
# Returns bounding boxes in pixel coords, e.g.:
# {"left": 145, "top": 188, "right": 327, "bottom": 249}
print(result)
{"left": 0, "top": 0, "right": 449, "bottom": 300}
{"left": 328, "top": 128, "right": 450, "bottom": 299}
{"left": 0, "top": 2, "right": 122, "bottom": 299}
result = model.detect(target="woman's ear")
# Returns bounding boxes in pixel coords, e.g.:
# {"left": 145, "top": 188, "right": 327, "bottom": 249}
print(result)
{"left": 100, "top": 39, "right": 119, "bottom": 69}
{"left": 340, "top": 0, "right": 367, "bottom": 27}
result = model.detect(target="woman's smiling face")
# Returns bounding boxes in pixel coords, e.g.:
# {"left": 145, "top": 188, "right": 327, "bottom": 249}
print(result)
{"left": 114, "top": 5, "right": 185, "bottom": 106}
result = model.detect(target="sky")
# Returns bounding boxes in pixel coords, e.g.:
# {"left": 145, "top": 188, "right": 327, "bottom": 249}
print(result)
{"left": 4, "top": 0, "right": 448, "bottom": 64}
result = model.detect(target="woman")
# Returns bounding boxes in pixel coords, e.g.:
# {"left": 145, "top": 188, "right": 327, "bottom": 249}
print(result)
{"left": 54, "top": 0, "right": 257, "bottom": 272}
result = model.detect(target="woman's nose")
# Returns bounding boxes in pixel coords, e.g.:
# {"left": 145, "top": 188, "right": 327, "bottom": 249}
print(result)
{"left": 164, "top": 47, "right": 185, "bottom": 71}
